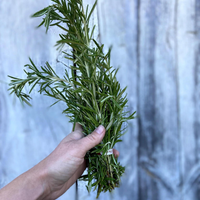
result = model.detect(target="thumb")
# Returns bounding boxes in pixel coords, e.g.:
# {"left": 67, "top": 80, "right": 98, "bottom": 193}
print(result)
{"left": 77, "top": 125, "right": 105, "bottom": 155}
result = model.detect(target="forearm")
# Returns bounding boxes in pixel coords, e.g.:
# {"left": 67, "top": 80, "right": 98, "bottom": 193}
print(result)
{"left": 0, "top": 165, "right": 50, "bottom": 200}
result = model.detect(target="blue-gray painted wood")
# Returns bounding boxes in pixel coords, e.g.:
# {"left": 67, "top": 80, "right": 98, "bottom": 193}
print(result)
{"left": 0, "top": 0, "right": 75, "bottom": 199}
{"left": 138, "top": 1, "right": 179, "bottom": 199}
{"left": 0, "top": 0, "right": 200, "bottom": 200}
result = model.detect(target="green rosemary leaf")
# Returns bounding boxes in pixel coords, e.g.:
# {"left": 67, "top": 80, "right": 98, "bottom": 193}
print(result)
{"left": 21, "top": 97, "right": 32, "bottom": 107}
{"left": 37, "top": 19, "right": 45, "bottom": 28}
{"left": 87, "top": 0, "right": 97, "bottom": 22}
{"left": 31, "top": 7, "right": 49, "bottom": 18}
{"left": 76, "top": 103, "right": 95, "bottom": 113}
{"left": 90, "top": 25, "right": 96, "bottom": 40}
{"left": 56, "top": 38, "right": 85, "bottom": 46}
{"left": 51, "top": 0, "right": 61, "bottom": 4}
{"left": 85, "top": 4, "right": 89, "bottom": 19}
{"left": 29, "top": 79, "right": 41, "bottom": 94}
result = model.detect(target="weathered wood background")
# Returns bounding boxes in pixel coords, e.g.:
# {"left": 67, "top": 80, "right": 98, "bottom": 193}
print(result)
{"left": 0, "top": 0, "right": 199, "bottom": 199}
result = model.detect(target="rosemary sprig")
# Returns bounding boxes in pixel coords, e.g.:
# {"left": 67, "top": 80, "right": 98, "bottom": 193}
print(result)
{"left": 8, "top": 0, "right": 136, "bottom": 198}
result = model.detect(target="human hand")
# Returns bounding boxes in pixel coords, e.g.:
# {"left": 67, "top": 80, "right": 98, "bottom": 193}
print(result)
{"left": 30, "top": 123, "right": 119, "bottom": 199}
{"left": 0, "top": 123, "right": 119, "bottom": 200}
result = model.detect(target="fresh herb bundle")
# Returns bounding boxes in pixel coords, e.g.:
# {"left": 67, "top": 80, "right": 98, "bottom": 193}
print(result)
{"left": 8, "top": 0, "right": 135, "bottom": 198}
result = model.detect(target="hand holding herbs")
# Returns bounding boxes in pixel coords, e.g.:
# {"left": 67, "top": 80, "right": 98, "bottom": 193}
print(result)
{"left": 0, "top": 123, "right": 119, "bottom": 200}
{"left": 8, "top": 0, "right": 135, "bottom": 198}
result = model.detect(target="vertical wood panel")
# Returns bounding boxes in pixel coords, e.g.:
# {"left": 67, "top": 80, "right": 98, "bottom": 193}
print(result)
{"left": 177, "top": 0, "right": 198, "bottom": 199}
{"left": 194, "top": 1, "right": 200, "bottom": 198}
{"left": 138, "top": 0, "right": 158, "bottom": 198}
{"left": 0, "top": 1, "right": 75, "bottom": 199}
{"left": 153, "top": 1, "right": 179, "bottom": 199}
{"left": 138, "top": 0, "right": 179, "bottom": 199}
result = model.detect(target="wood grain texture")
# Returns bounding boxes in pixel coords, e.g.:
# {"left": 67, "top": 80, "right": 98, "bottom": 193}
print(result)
{"left": 0, "top": 0, "right": 75, "bottom": 199}
{"left": 177, "top": 0, "right": 199, "bottom": 199}
{"left": 138, "top": 0, "right": 180, "bottom": 199}
{"left": 0, "top": 0, "right": 200, "bottom": 200}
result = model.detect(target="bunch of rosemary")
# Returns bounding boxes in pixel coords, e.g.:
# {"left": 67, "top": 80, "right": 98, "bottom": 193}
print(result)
{"left": 8, "top": 0, "right": 135, "bottom": 198}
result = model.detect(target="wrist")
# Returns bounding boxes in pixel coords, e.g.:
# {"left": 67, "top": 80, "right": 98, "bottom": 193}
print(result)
{"left": 27, "top": 162, "right": 52, "bottom": 200}
{"left": 0, "top": 164, "right": 51, "bottom": 200}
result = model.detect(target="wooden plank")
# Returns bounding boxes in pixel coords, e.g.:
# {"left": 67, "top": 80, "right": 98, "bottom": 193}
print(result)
{"left": 138, "top": 0, "right": 179, "bottom": 199}
{"left": 176, "top": 0, "right": 198, "bottom": 199}
{"left": 0, "top": 1, "right": 75, "bottom": 199}
{"left": 195, "top": 0, "right": 200, "bottom": 163}
{"left": 194, "top": 2, "right": 200, "bottom": 197}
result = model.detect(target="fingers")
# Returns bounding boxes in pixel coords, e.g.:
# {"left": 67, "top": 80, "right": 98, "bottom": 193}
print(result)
{"left": 113, "top": 149, "right": 120, "bottom": 158}
{"left": 70, "top": 124, "right": 120, "bottom": 159}
{"left": 74, "top": 123, "right": 82, "bottom": 132}
{"left": 77, "top": 125, "right": 105, "bottom": 156}
{"left": 67, "top": 123, "right": 84, "bottom": 140}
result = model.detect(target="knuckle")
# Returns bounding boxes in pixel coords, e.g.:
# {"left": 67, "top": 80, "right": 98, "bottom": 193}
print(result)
{"left": 88, "top": 133, "right": 97, "bottom": 142}
{"left": 72, "top": 131, "right": 81, "bottom": 138}
{"left": 87, "top": 133, "right": 99, "bottom": 145}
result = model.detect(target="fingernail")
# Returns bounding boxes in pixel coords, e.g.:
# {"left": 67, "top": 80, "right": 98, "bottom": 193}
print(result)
{"left": 95, "top": 125, "right": 104, "bottom": 134}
